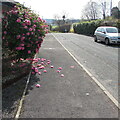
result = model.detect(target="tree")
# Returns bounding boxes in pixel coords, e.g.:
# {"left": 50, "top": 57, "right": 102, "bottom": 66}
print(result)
{"left": 99, "top": 0, "right": 111, "bottom": 19}
{"left": 53, "top": 14, "right": 62, "bottom": 27}
{"left": 53, "top": 11, "right": 69, "bottom": 26}
{"left": 82, "top": 0, "right": 100, "bottom": 20}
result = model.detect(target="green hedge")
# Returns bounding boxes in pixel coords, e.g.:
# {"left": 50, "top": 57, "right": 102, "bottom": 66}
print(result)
{"left": 52, "top": 24, "right": 71, "bottom": 33}
{"left": 73, "top": 19, "right": 120, "bottom": 36}
{"left": 73, "top": 20, "right": 103, "bottom": 36}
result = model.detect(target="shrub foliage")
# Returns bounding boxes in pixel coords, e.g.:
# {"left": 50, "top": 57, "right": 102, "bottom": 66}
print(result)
{"left": 2, "top": 4, "right": 48, "bottom": 60}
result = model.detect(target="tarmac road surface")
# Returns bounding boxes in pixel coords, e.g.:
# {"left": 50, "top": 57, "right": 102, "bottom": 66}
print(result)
{"left": 19, "top": 33, "right": 118, "bottom": 118}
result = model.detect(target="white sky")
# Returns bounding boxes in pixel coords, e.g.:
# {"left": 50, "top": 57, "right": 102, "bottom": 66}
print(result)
{"left": 14, "top": 0, "right": 120, "bottom": 19}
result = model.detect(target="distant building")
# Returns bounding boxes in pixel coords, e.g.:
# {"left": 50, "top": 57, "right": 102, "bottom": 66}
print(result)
{"left": 111, "top": 7, "right": 120, "bottom": 19}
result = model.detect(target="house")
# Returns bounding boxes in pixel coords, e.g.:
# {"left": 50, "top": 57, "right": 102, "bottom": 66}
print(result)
{"left": 0, "top": 0, "right": 17, "bottom": 18}
{"left": 111, "top": 7, "right": 120, "bottom": 19}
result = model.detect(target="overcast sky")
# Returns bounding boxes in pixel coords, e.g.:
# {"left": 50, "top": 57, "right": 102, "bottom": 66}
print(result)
{"left": 14, "top": 0, "right": 120, "bottom": 19}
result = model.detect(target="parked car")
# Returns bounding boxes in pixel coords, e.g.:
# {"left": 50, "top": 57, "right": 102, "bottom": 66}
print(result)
{"left": 94, "top": 26, "right": 120, "bottom": 45}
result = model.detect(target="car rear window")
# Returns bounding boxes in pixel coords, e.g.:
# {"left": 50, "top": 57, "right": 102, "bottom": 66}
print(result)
{"left": 106, "top": 28, "right": 118, "bottom": 33}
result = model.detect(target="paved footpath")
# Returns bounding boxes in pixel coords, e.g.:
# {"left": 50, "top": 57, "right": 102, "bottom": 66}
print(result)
{"left": 19, "top": 33, "right": 118, "bottom": 118}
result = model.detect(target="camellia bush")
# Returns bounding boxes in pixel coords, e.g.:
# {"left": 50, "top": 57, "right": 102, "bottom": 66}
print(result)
{"left": 2, "top": 4, "right": 48, "bottom": 60}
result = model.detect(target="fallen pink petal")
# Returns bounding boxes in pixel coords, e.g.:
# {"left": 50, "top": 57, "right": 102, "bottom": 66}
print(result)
{"left": 39, "top": 66, "right": 45, "bottom": 69}
{"left": 32, "top": 72, "right": 35, "bottom": 74}
{"left": 58, "top": 67, "right": 62, "bottom": 70}
{"left": 61, "top": 74, "right": 64, "bottom": 77}
{"left": 37, "top": 64, "right": 41, "bottom": 67}
{"left": 35, "top": 68, "right": 38, "bottom": 73}
{"left": 36, "top": 84, "right": 41, "bottom": 88}
{"left": 43, "top": 70, "right": 47, "bottom": 73}
{"left": 57, "top": 70, "right": 61, "bottom": 73}
{"left": 47, "top": 62, "right": 50, "bottom": 64}
{"left": 50, "top": 65, "right": 54, "bottom": 68}
{"left": 41, "top": 62, "right": 44, "bottom": 65}
{"left": 70, "top": 66, "right": 75, "bottom": 68}
{"left": 38, "top": 72, "right": 41, "bottom": 75}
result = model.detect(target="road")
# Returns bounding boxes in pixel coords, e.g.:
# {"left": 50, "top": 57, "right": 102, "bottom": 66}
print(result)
{"left": 18, "top": 33, "right": 118, "bottom": 118}
{"left": 52, "top": 33, "right": 119, "bottom": 101}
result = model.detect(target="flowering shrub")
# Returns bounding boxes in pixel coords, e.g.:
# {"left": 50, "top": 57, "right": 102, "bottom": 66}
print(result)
{"left": 2, "top": 4, "right": 48, "bottom": 60}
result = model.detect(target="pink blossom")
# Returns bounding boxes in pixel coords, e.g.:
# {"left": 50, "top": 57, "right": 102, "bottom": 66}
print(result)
{"left": 28, "top": 50, "right": 31, "bottom": 54}
{"left": 35, "top": 68, "right": 38, "bottom": 73}
{"left": 21, "top": 37, "right": 25, "bottom": 41}
{"left": 32, "top": 72, "right": 35, "bottom": 74}
{"left": 31, "top": 32, "right": 34, "bottom": 34}
{"left": 33, "top": 24, "right": 37, "bottom": 28}
{"left": 24, "top": 15, "right": 28, "bottom": 18}
{"left": 24, "top": 26, "right": 28, "bottom": 29}
{"left": 27, "top": 44, "right": 31, "bottom": 47}
{"left": 38, "top": 36, "right": 42, "bottom": 39}
{"left": 22, "top": 23, "right": 26, "bottom": 26}
{"left": 12, "top": 10, "right": 18, "bottom": 14}
{"left": 24, "top": 19, "right": 31, "bottom": 25}
{"left": 16, "top": 19, "right": 21, "bottom": 23}
{"left": 37, "top": 17, "right": 42, "bottom": 21}
{"left": 16, "top": 35, "right": 21, "bottom": 39}
{"left": 36, "top": 48, "right": 39, "bottom": 53}
{"left": 33, "top": 20, "right": 37, "bottom": 23}
{"left": 4, "top": 31, "right": 7, "bottom": 34}
{"left": 20, "top": 44, "right": 24, "bottom": 46}
{"left": 20, "top": 58, "right": 24, "bottom": 61}
{"left": 43, "top": 20, "right": 46, "bottom": 23}
{"left": 21, "top": 47, "right": 25, "bottom": 50}
{"left": 26, "top": 32, "right": 30, "bottom": 36}
{"left": 41, "top": 58, "right": 46, "bottom": 61}
{"left": 29, "top": 28, "right": 33, "bottom": 31}
{"left": 16, "top": 47, "right": 24, "bottom": 50}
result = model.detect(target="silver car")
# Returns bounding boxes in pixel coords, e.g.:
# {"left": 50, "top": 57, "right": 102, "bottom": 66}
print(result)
{"left": 94, "top": 26, "right": 120, "bottom": 45}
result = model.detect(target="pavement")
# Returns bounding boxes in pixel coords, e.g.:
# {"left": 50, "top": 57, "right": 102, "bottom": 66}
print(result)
{"left": 19, "top": 33, "right": 118, "bottom": 118}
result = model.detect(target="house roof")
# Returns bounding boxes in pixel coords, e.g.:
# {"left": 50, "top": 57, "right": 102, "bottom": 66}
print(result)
{"left": 2, "top": 0, "right": 18, "bottom": 7}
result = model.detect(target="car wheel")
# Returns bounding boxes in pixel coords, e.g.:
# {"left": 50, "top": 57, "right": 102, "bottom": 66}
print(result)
{"left": 105, "top": 38, "right": 110, "bottom": 45}
{"left": 94, "top": 36, "right": 98, "bottom": 42}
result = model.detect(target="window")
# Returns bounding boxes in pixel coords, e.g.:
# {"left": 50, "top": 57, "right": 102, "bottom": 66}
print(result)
{"left": 106, "top": 28, "right": 118, "bottom": 33}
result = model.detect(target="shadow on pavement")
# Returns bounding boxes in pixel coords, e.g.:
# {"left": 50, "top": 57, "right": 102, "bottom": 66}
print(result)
{"left": 25, "top": 75, "right": 41, "bottom": 96}
{"left": 2, "top": 73, "right": 40, "bottom": 119}
{"left": 96, "top": 42, "right": 120, "bottom": 48}
{"left": 2, "top": 76, "right": 28, "bottom": 118}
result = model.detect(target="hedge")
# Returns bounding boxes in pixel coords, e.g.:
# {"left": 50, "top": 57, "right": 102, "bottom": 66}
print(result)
{"left": 73, "top": 19, "right": 119, "bottom": 36}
